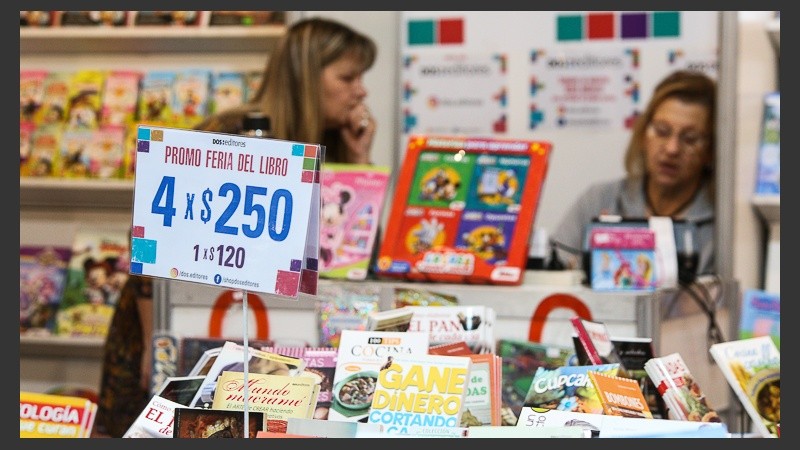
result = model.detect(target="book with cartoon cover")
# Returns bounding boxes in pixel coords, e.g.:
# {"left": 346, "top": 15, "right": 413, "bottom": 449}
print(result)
{"left": 56, "top": 229, "right": 129, "bottom": 338}
{"left": 319, "top": 163, "right": 391, "bottom": 280}
{"left": 20, "top": 245, "right": 72, "bottom": 334}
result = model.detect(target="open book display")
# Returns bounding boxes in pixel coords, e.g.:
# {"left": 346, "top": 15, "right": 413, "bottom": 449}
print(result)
{"left": 375, "top": 135, "right": 551, "bottom": 285}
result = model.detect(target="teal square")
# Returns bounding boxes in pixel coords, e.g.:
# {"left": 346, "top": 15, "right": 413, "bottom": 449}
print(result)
{"left": 292, "top": 144, "right": 304, "bottom": 156}
{"left": 557, "top": 15, "right": 583, "bottom": 41}
{"left": 408, "top": 20, "right": 435, "bottom": 45}
{"left": 131, "top": 237, "right": 157, "bottom": 264}
{"left": 653, "top": 11, "right": 680, "bottom": 37}
{"left": 137, "top": 127, "right": 151, "bottom": 140}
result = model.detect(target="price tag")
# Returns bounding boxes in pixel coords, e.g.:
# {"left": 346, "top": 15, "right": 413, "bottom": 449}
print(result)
{"left": 130, "top": 126, "right": 321, "bottom": 298}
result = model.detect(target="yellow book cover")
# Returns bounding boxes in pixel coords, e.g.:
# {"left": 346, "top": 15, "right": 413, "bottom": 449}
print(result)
{"left": 211, "top": 370, "right": 319, "bottom": 434}
{"left": 367, "top": 353, "right": 471, "bottom": 435}
{"left": 20, "top": 391, "right": 97, "bottom": 438}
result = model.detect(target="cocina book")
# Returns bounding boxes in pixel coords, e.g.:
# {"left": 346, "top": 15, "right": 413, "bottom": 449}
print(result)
{"left": 329, "top": 329, "right": 430, "bottom": 423}
{"left": 709, "top": 336, "right": 780, "bottom": 438}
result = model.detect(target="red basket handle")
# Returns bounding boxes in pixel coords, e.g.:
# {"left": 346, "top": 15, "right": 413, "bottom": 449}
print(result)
{"left": 208, "top": 290, "right": 270, "bottom": 340}
{"left": 528, "top": 293, "right": 592, "bottom": 342}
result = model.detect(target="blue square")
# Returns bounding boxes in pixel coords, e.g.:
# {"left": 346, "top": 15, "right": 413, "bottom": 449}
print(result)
{"left": 292, "top": 144, "right": 304, "bottom": 156}
{"left": 306, "top": 257, "right": 318, "bottom": 271}
{"left": 130, "top": 262, "right": 143, "bottom": 274}
{"left": 131, "top": 237, "right": 157, "bottom": 264}
{"left": 137, "top": 127, "right": 151, "bottom": 140}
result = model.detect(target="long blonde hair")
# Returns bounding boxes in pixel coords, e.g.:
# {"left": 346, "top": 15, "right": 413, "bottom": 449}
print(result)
{"left": 195, "top": 17, "right": 377, "bottom": 162}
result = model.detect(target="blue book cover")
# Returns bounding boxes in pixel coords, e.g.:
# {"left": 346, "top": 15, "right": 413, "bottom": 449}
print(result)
{"left": 754, "top": 92, "right": 780, "bottom": 195}
{"left": 739, "top": 288, "right": 780, "bottom": 349}
{"left": 523, "top": 363, "right": 620, "bottom": 415}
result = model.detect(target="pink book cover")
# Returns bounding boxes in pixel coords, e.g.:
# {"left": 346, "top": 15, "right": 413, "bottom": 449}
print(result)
{"left": 20, "top": 69, "right": 48, "bottom": 124}
{"left": 319, "top": 163, "right": 391, "bottom": 280}
{"left": 101, "top": 70, "right": 142, "bottom": 127}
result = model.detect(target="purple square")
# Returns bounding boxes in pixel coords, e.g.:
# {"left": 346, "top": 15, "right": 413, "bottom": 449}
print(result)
{"left": 137, "top": 140, "right": 150, "bottom": 152}
{"left": 290, "top": 259, "right": 301, "bottom": 272}
{"left": 621, "top": 13, "right": 648, "bottom": 38}
{"left": 306, "top": 257, "right": 318, "bottom": 271}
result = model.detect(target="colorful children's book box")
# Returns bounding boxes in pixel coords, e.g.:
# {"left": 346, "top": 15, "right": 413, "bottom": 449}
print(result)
{"left": 375, "top": 135, "right": 551, "bottom": 285}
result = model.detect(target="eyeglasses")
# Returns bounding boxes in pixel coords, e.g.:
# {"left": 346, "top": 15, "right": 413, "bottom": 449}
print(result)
{"left": 646, "top": 121, "right": 708, "bottom": 152}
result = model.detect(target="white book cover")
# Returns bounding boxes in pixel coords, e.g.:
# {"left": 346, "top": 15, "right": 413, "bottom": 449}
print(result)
{"left": 367, "top": 353, "right": 471, "bottom": 435}
{"left": 329, "top": 329, "right": 429, "bottom": 422}
{"left": 709, "top": 336, "right": 780, "bottom": 438}
{"left": 467, "top": 425, "right": 588, "bottom": 438}
{"left": 406, "top": 305, "right": 496, "bottom": 354}
{"left": 188, "top": 341, "right": 305, "bottom": 408}
{"left": 516, "top": 407, "right": 726, "bottom": 438}
{"left": 286, "top": 418, "right": 383, "bottom": 438}
{"left": 123, "top": 395, "right": 183, "bottom": 438}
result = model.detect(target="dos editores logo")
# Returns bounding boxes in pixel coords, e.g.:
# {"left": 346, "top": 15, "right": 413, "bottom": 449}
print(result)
{"left": 170, "top": 268, "right": 179, "bottom": 278}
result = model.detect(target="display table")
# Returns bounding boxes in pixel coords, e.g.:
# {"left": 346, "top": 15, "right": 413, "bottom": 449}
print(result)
{"left": 156, "top": 276, "right": 736, "bottom": 414}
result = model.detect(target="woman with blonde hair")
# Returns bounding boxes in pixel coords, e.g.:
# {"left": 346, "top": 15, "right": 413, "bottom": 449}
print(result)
{"left": 196, "top": 17, "right": 378, "bottom": 164}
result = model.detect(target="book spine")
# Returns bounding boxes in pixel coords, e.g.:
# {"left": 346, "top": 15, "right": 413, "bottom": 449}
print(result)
{"left": 570, "top": 316, "right": 603, "bottom": 365}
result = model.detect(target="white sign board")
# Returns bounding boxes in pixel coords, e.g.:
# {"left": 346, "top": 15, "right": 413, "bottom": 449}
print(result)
{"left": 130, "top": 126, "right": 321, "bottom": 298}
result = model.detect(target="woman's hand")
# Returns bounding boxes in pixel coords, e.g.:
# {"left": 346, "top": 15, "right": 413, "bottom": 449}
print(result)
{"left": 340, "top": 103, "right": 375, "bottom": 164}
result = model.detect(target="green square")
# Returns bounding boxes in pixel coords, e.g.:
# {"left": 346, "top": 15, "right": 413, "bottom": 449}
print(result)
{"left": 408, "top": 20, "right": 435, "bottom": 45}
{"left": 302, "top": 157, "right": 317, "bottom": 170}
{"left": 557, "top": 15, "right": 583, "bottom": 41}
{"left": 653, "top": 11, "right": 680, "bottom": 37}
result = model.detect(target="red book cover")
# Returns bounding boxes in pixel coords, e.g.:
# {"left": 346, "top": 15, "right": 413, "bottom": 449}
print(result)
{"left": 570, "top": 316, "right": 604, "bottom": 365}
{"left": 375, "top": 135, "right": 551, "bottom": 285}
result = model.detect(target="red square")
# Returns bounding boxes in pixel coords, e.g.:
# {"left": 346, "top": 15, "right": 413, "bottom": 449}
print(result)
{"left": 438, "top": 18, "right": 463, "bottom": 44}
{"left": 299, "top": 269, "right": 318, "bottom": 295}
{"left": 132, "top": 226, "right": 145, "bottom": 238}
{"left": 304, "top": 145, "right": 317, "bottom": 157}
{"left": 301, "top": 170, "right": 314, "bottom": 183}
{"left": 274, "top": 270, "right": 300, "bottom": 297}
{"left": 588, "top": 13, "right": 614, "bottom": 39}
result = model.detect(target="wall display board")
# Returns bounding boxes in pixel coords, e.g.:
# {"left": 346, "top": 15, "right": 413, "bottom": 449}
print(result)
{"left": 375, "top": 135, "right": 551, "bottom": 285}
{"left": 400, "top": 11, "right": 719, "bottom": 235}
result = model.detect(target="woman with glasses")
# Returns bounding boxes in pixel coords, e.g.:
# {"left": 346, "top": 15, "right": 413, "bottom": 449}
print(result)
{"left": 549, "top": 70, "right": 717, "bottom": 277}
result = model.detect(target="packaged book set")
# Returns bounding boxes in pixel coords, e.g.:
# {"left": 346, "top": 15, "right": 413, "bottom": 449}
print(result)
{"left": 375, "top": 135, "right": 551, "bottom": 286}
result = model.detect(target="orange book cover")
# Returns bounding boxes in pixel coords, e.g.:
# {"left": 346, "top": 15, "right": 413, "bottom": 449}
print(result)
{"left": 588, "top": 371, "right": 653, "bottom": 419}
{"left": 375, "top": 135, "right": 551, "bottom": 286}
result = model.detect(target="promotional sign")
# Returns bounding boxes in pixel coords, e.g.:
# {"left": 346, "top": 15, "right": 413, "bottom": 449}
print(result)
{"left": 130, "top": 126, "right": 321, "bottom": 298}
